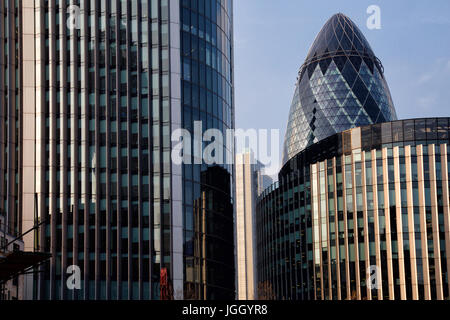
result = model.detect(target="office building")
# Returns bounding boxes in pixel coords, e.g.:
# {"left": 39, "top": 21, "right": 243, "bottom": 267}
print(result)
{"left": 0, "top": 0, "right": 21, "bottom": 256}
{"left": 235, "top": 152, "right": 271, "bottom": 300}
{"left": 256, "top": 13, "right": 450, "bottom": 300}
{"left": 283, "top": 13, "right": 397, "bottom": 164}
{"left": 258, "top": 119, "right": 450, "bottom": 300}
{"left": 0, "top": 0, "right": 235, "bottom": 300}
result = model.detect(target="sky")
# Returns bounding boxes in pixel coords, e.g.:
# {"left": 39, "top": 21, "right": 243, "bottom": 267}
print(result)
{"left": 233, "top": 0, "right": 450, "bottom": 175}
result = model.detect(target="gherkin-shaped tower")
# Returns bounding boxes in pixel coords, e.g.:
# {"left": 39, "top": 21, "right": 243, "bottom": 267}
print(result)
{"left": 283, "top": 13, "right": 397, "bottom": 163}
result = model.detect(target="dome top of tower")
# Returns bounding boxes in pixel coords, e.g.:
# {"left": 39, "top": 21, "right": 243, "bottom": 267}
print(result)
{"left": 282, "top": 13, "right": 397, "bottom": 164}
{"left": 305, "top": 13, "right": 375, "bottom": 63}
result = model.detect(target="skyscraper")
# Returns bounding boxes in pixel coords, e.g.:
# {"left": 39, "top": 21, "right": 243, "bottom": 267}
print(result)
{"left": 180, "top": 0, "right": 235, "bottom": 300}
{"left": 256, "top": 13, "right": 450, "bottom": 301}
{"left": 283, "top": 13, "right": 397, "bottom": 164}
{"left": 235, "top": 151, "right": 272, "bottom": 300}
{"left": 258, "top": 119, "right": 450, "bottom": 300}
{"left": 0, "top": 0, "right": 21, "bottom": 255}
{"left": 0, "top": 0, "right": 28, "bottom": 299}
{"left": 3, "top": 0, "right": 234, "bottom": 300}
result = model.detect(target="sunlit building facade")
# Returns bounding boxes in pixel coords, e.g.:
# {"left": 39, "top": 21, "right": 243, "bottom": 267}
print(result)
{"left": 1, "top": 2, "right": 52, "bottom": 300}
{"left": 235, "top": 152, "right": 272, "bottom": 300}
{"left": 0, "top": 0, "right": 21, "bottom": 254}
{"left": 256, "top": 13, "right": 450, "bottom": 301}
{"left": 0, "top": 0, "right": 29, "bottom": 300}
{"left": 258, "top": 119, "right": 450, "bottom": 300}
{"left": 15, "top": 0, "right": 234, "bottom": 300}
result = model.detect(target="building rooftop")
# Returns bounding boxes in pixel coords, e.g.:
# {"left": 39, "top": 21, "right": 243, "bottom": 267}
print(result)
{"left": 282, "top": 13, "right": 397, "bottom": 164}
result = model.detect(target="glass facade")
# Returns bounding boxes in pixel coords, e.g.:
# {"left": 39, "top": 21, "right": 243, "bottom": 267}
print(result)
{"left": 11, "top": 0, "right": 235, "bottom": 300}
{"left": 257, "top": 118, "right": 450, "bottom": 300}
{"left": 283, "top": 13, "right": 397, "bottom": 164}
{"left": 180, "top": 0, "right": 235, "bottom": 300}
{"left": 31, "top": 0, "right": 171, "bottom": 300}
{"left": 0, "top": 0, "right": 21, "bottom": 239}
{"left": 0, "top": 1, "right": 24, "bottom": 301}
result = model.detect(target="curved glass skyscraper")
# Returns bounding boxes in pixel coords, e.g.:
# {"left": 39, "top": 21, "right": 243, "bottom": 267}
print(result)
{"left": 181, "top": 0, "right": 235, "bottom": 300}
{"left": 8, "top": 0, "right": 234, "bottom": 300}
{"left": 283, "top": 13, "right": 397, "bottom": 163}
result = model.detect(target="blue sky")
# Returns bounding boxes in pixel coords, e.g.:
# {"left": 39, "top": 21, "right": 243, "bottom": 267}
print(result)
{"left": 234, "top": 0, "right": 450, "bottom": 170}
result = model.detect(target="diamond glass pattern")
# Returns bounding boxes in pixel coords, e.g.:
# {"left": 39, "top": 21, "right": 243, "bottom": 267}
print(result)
{"left": 282, "top": 13, "right": 397, "bottom": 164}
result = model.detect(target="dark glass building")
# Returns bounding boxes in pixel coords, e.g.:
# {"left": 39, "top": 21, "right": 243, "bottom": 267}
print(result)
{"left": 3, "top": 0, "right": 234, "bottom": 300}
{"left": 181, "top": 0, "right": 235, "bottom": 300}
{"left": 283, "top": 13, "right": 397, "bottom": 164}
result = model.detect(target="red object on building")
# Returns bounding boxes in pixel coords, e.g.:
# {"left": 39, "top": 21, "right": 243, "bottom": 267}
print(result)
{"left": 160, "top": 267, "right": 169, "bottom": 300}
